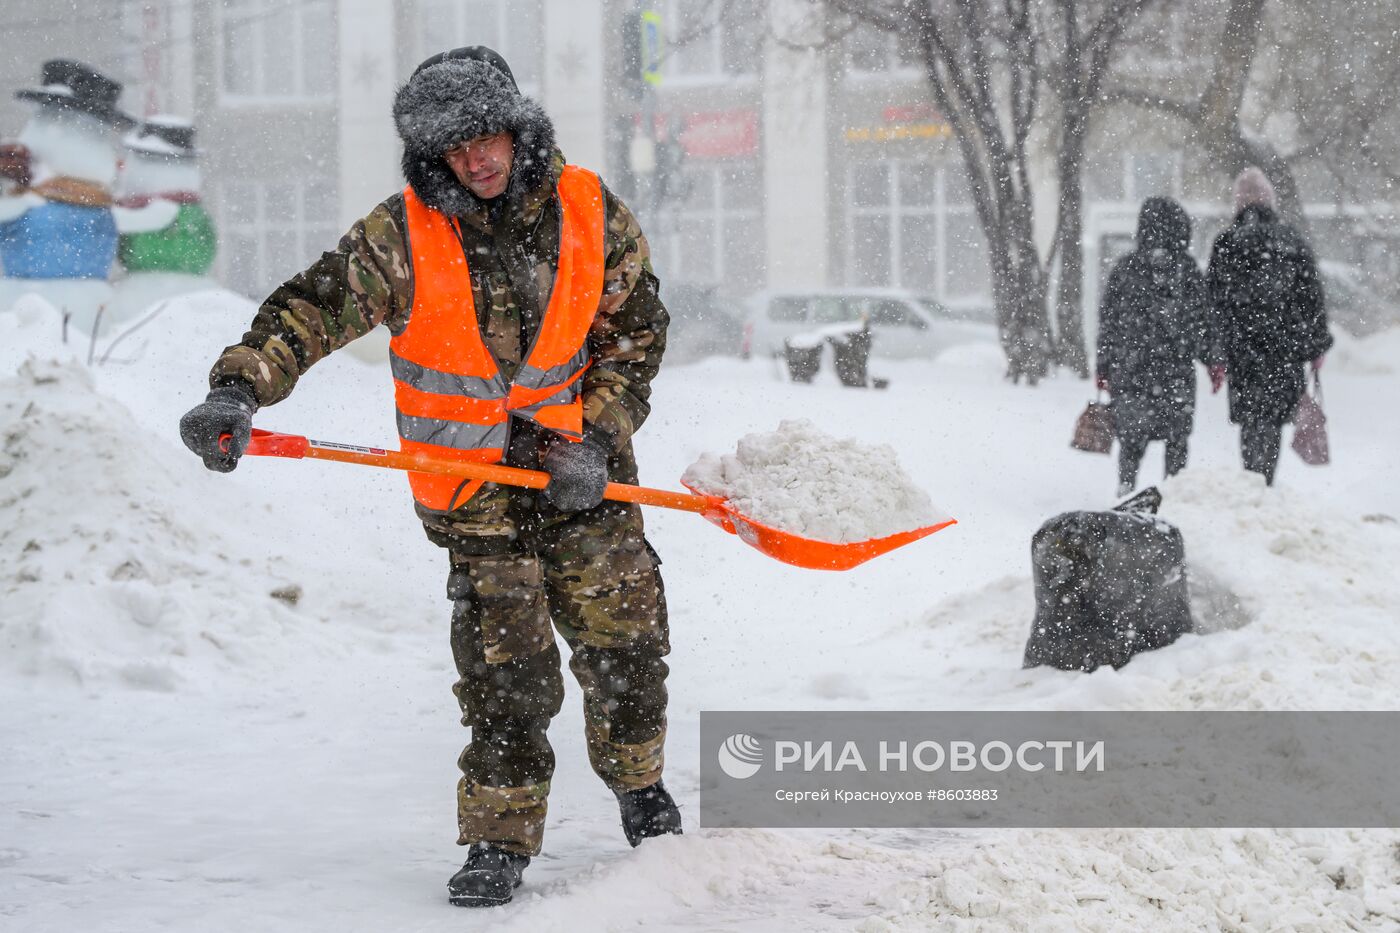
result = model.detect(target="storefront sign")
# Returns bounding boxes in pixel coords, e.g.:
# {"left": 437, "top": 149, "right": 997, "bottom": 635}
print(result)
{"left": 844, "top": 123, "right": 953, "bottom": 143}
{"left": 680, "top": 110, "right": 760, "bottom": 158}
{"left": 846, "top": 102, "right": 953, "bottom": 143}
{"left": 881, "top": 104, "right": 943, "bottom": 123}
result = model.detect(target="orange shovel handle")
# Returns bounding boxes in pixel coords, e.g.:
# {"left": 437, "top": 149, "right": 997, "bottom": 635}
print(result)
{"left": 238, "top": 429, "right": 713, "bottom": 515}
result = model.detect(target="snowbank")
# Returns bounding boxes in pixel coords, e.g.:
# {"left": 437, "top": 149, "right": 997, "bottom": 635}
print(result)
{"left": 853, "top": 828, "right": 1397, "bottom": 931}
{"left": 682, "top": 419, "right": 947, "bottom": 542}
{"left": 489, "top": 828, "right": 1397, "bottom": 932}
{"left": 0, "top": 358, "right": 356, "bottom": 690}
{"left": 884, "top": 467, "right": 1400, "bottom": 713}
{"left": 0, "top": 293, "right": 77, "bottom": 374}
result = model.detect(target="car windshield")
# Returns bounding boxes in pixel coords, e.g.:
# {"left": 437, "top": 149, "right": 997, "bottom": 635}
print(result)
{"left": 809, "top": 296, "right": 864, "bottom": 323}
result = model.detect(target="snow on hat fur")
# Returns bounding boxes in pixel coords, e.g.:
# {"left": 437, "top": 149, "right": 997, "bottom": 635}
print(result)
{"left": 393, "top": 55, "right": 555, "bottom": 217}
{"left": 1233, "top": 166, "right": 1277, "bottom": 212}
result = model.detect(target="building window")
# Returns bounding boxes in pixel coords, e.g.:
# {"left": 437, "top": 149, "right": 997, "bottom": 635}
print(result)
{"left": 219, "top": 0, "right": 337, "bottom": 103}
{"left": 219, "top": 176, "right": 340, "bottom": 297}
{"left": 1087, "top": 150, "right": 1182, "bottom": 203}
{"left": 1125, "top": 151, "right": 1181, "bottom": 201}
{"left": 845, "top": 159, "right": 990, "bottom": 308}
{"left": 656, "top": 164, "right": 764, "bottom": 291}
{"left": 843, "top": 23, "right": 921, "bottom": 78}
{"left": 415, "top": 0, "right": 544, "bottom": 94}
{"left": 659, "top": 0, "right": 761, "bottom": 83}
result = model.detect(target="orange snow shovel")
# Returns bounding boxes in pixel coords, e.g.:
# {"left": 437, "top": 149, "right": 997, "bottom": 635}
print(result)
{"left": 235, "top": 429, "right": 956, "bottom": 571}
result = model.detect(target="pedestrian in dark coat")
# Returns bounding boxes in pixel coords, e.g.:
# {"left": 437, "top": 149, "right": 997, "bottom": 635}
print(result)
{"left": 1096, "top": 197, "right": 1217, "bottom": 496}
{"left": 1207, "top": 168, "right": 1332, "bottom": 485}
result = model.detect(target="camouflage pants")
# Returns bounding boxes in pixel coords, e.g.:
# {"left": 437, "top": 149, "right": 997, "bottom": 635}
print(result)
{"left": 444, "top": 500, "right": 670, "bottom": 857}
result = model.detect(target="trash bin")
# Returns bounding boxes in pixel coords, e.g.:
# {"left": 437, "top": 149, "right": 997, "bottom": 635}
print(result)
{"left": 828, "top": 327, "right": 872, "bottom": 388}
{"left": 783, "top": 340, "right": 822, "bottom": 383}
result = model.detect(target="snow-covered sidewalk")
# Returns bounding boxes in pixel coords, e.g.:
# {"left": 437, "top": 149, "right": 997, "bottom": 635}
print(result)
{"left": 2, "top": 294, "right": 1398, "bottom": 931}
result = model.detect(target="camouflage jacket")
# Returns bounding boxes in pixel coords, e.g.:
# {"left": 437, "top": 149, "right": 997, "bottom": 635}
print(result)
{"left": 210, "top": 151, "right": 668, "bottom": 541}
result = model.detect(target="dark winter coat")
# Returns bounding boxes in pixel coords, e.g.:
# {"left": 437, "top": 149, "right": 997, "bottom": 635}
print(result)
{"left": 1207, "top": 205, "right": 1332, "bottom": 426}
{"left": 1096, "top": 198, "right": 1215, "bottom": 443}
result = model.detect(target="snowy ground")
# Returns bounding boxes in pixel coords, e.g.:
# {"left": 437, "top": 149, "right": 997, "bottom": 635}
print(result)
{"left": 2, "top": 292, "right": 1398, "bottom": 931}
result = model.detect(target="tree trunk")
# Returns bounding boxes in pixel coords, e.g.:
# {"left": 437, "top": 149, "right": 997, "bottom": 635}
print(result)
{"left": 913, "top": 5, "right": 1053, "bottom": 384}
{"left": 1055, "top": 115, "right": 1090, "bottom": 376}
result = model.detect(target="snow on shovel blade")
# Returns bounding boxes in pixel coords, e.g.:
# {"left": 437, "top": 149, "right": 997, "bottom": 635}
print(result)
{"left": 236, "top": 429, "right": 953, "bottom": 571}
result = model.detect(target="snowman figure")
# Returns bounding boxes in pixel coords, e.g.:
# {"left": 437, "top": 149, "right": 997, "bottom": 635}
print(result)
{"left": 0, "top": 59, "right": 133, "bottom": 332}
{"left": 114, "top": 117, "right": 216, "bottom": 276}
{"left": 107, "top": 116, "right": 219, "bottom": 319}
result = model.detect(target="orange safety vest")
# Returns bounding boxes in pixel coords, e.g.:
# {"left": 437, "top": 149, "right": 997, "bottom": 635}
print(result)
{"left": 390, "top": 165, "right": 606, "bottom": 512}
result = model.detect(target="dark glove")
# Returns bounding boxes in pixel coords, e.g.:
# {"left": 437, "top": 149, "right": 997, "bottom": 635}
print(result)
{"left": 1094, "top": 372, "right": 1108, "bottom": 392}
{"left": 541, "top": 433, "right": 609, "bottom": 512}
{"left": 1209, "top": 364, "right": 1227, "bottom": 394}
{"left": 179, "top": 386, "right": 258, "bottom": 473}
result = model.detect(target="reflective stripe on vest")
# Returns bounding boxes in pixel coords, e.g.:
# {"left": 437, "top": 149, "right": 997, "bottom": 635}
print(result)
{"left": 391, "top": 164, "right": 606, "bottom": 513}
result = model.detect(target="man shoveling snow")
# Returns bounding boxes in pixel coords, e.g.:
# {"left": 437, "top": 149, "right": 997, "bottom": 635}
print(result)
{"left": 177, "top": 46, "right": 679, "bottom": 907}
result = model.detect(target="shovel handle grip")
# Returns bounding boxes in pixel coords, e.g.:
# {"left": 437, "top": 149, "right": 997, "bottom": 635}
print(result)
{"left": 236, "top": 429, "right": 713, "bottom": 515}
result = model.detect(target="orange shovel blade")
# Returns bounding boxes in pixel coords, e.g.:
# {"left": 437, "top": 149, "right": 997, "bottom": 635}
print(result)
{"left": 684, "top": 481, "right": 958, "bottom": 571}
{"left": 721, "top": 509, "right": 957, "bottom": 570}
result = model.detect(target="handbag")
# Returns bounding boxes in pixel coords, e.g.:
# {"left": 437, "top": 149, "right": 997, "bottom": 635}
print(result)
{"left": 1291, "top": 372, "right": 1329, "bottom": 466}
{"left": 1071, "top": 393, "right": 1115, "bottom": 455}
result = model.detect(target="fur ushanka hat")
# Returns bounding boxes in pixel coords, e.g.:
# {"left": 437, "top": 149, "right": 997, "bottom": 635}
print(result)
{"left": 393, "top": 47, "right": 556, "bottom": 216}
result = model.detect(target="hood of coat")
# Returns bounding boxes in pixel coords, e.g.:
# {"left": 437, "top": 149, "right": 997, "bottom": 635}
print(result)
{"left": 393, "top": 57, "right": 557, "bottom": 222}
{"left": 1135, "top": 196, "right": 1191, "bottom": 253}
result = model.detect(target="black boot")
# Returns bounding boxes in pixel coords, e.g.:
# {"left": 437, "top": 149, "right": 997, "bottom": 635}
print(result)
{"left": 447, "top": 843, "right": 530, "bottom": 907}
{"left": 617, "top": 780, "right": 683, "bottom": 847}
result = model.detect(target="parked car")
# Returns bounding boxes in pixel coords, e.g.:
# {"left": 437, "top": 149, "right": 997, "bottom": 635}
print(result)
{"left": 660, "top": 283, "right": 747, "bottom": 364}
{"left": 742, "top": 288, "right": 995, "bottom": 360}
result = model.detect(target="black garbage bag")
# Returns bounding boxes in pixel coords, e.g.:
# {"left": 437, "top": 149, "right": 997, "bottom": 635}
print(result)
{"left": 828, "top": 327, "right": 871, "bottom": 388}
{"left": 784, "top": 337, "right": 823, "bottom": 381}
{"left": 1023, "top": 487, "right": 1193, "bottom": 672}
{"left": 783, "top": 341, "right": 822, "bottom": 383}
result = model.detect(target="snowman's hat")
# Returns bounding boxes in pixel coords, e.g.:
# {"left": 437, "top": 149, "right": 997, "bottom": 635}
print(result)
{"left": 124, "top": 115, "right": 201, "bottom": 159}
{"left": 15, "top": 59, "right": 135, "bottom": 129}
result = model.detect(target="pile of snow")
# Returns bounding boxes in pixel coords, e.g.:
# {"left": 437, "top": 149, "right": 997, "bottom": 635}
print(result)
{"left": 854, "top": 828, "right": 1397, "bottom": 930}
{"left": 0, "top": 294, "right": 76, "bottom": 374}
{"left": 0, "top": 279, "right": 113, "bottom": 338}
{"left": 495, "top": 828, "right": 1397, "bottom": 931}
{"left": 682, "top": 418, "right": 947, "bottom": 542}
{"left": 1152, "top": 468, "right": 1400, "bottom": 709}
{"left": 0, "top": 358, "right": 356, "bottom": 690}
{"left": 889, "top": 466, "right": 1400, "bottom": 713}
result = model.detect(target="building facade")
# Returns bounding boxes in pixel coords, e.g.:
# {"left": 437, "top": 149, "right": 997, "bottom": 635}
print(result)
{"left": 11, "top": 0, "right": 1392, "bottom": 330}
